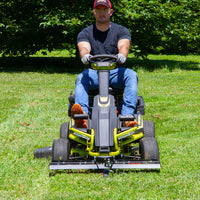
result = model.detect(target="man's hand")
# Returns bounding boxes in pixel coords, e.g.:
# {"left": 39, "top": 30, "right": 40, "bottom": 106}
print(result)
{"left": 116, "top": 53, "right": 127, "bottom": 64}
{"left": 81, "top": 54, "right": 92, "bottom": 65}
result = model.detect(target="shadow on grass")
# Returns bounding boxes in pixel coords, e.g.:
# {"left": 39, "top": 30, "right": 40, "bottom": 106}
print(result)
{"left": 127, "top": 57, "right": 199, "bottom": 71}
{"left": 0, "top": 56, "right": 199, "bottom": 73}
{"left": 0, "top": 57, "right": 85, "bottom": 74}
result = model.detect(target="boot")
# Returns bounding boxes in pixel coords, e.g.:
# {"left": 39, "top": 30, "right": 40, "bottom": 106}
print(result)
{"left": 71, "top": 104, "right": 87, "bottom": 128}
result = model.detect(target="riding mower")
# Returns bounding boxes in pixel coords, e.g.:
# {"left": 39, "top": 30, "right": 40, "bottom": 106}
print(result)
{"left": 34, "top": 55, "right": 160, "bottom": 176}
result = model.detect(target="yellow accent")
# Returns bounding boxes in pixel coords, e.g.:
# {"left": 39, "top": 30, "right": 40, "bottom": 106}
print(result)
{"left": 120, "top": 132, "right": 143, "bottom": 146}
{"left": 70, "top": 119, "right": 75, "bottom": 127}
{"left": 91, "top": 63, "right": 116, "bottom": 70}
{"left": 71, "top": 147, "right": 88, "bottom": 156}
{"left": 68, "top": 133, "right": 87, "bottom": 145}
{"left": 88, "top": 149, "right": 120, "bottom": 157}
{"left": 137, "top": 113, "right": 143, "bottom": 127}
{"left": 117, "top": 126, "right": 138, "bottom": 140}
{"left": 98, "top": 97, "right": 110, "bottom": 107}
{"left": 113, "top": 128, "right": 119, "bottom": 150}
{"left": 70, "top": 127, "right": 91, "bottom": 140}
{"left": 68, "top": 120, "right": 143, "bottom": 158}
{"left": 87, "top": 128, "right": 95, "bottom": 150}
{"left": 86, "top": 128, "right": 94, "bottom": 152}
{"left": 100, "top": 97, "right": 108, "bottom": 103}
{"left": 87, "top": 128, "right": 121, "bottom": 157}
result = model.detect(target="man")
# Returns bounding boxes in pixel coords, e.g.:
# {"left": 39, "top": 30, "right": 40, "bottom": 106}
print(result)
{"left": 71, "top": 0, "right": 138, "bottom": 128}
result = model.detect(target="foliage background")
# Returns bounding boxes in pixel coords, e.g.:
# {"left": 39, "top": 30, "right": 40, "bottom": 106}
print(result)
{"left": 0, "top": 0, "right": 199, "bottom": 57}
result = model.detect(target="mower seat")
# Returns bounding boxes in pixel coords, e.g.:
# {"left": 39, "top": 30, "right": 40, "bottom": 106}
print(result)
{"left": 68, "top": 88, "right": 145, "bottom": 117}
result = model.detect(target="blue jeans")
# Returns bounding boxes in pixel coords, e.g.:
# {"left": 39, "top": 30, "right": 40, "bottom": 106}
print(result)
{"left": 75, "top": 67, "right": 138, "bottom": 116}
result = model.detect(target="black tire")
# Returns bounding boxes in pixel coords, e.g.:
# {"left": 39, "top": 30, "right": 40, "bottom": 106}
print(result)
{"left": 60, "top": 122, "right": 69, "bottom": 139}
{"left": 52, "top": 139, "right": 70, "bottom": 162}
{"left": 139, "top": 137, "right": 160, "bottom": 161}
{"left": 34, "top": 146, "right": 52, "bottom": 159}
{"left": 143, "top": 121, "right": 155, "bottom": 138}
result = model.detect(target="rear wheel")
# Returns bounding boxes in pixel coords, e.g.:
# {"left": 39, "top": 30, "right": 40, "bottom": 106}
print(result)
{"left": 60, "top": 122, "right": 69, "bottom": 139}
{"left": 52, "top": 139, "right": 70, "bottom": 162}
{"left": 139, "top": 137, "right": 160, "bottom": 161}
{"left": 143, "top": 121, "right": 155, "bottom": 137}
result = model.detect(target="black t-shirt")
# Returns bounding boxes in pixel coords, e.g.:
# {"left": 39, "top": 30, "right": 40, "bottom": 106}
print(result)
{"left": 77, "top": 23, "right": 131, "bottom": 55}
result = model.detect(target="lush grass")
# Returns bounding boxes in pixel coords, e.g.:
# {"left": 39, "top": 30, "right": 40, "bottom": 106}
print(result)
{"left": 0, "top": 54, "right": 199, "bottom": 199}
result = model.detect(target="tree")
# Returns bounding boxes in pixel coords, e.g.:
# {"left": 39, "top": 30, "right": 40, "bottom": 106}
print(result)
{"left": 114, "top": 0, "right": 200, "bottom": 56}
{"left": 0, "top": 0, "right": 94, "bottom": 56}
{"left": 0, "top": 0, "right": 199, "bottom": 57}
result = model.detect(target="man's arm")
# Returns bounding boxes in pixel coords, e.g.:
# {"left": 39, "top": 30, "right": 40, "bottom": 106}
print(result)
{"left": 77, "top": 41, "right": 91, "bottom": 58}
{"left": 116, "top": 39, "right": 130, "bottom": 64}
{"left": 117, "top": 39, "right": 130, "bottom": 57}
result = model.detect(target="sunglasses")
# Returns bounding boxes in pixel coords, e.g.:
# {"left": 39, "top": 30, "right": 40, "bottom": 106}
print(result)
{"left": 93, "top": 8, "right": 110, "bottom": 14}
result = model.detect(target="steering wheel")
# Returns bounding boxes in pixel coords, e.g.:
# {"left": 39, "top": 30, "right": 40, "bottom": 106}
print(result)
{"left": 89, "top": 54, "right": 118, "bottom": 70}
{"left": 89, "top": 54, "right": 117, "bottom": 61}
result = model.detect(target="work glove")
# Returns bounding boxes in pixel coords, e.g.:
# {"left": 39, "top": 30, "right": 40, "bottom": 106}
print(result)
{"left": 81, "top": 54, "right": 92, "bottom": 65}
{"left": 116, "top": 53, "right": 127, "bottom": 64}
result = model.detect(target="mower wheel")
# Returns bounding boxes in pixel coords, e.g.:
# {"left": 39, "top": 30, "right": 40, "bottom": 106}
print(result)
{"left": 139, "top": 137, "right": 160, "bottom": 161}
{"left": 143, "top": 121, "right": 155, "bottom": 137}
{"left": 60, "top": 122, "right": 69, "bottom": 139}
{"left": 52, "top": 139, "right": 70, "bottom": 162}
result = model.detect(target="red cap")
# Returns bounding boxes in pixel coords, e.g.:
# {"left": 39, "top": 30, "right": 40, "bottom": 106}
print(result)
{"left": 93, "top": 0, "right": 112, "bottom": 9}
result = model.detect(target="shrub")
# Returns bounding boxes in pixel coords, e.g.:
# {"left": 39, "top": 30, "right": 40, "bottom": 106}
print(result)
{"left": 0, "top": 0, "right": 199, "bottom": 57}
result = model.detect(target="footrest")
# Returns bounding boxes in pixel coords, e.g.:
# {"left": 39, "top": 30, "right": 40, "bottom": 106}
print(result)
{"left": 74, "top": 114, "right": 88, "bottom": 120}
{"left": 119, "top": 115, "right": 135, "bottom": 121}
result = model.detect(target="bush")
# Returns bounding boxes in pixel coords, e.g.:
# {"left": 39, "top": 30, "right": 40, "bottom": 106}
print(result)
{"left": 114, "top": 0, "right": 200, "bottom": 56}
{"left": 0, "top": 0, "right": 199, "bottom": 57}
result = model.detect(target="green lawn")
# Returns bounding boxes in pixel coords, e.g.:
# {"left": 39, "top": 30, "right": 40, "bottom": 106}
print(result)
{"left": 0, "top": 54, "right": 199, "bottom": 199}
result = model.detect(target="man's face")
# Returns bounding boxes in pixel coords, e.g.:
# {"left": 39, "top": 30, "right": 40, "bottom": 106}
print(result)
{"left": 93, "top": 5, "right": 113, "bottom": 24}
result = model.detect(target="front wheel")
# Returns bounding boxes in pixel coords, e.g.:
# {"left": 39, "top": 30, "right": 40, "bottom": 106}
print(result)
{"left": 139, "top": 137, "right": 160, "bottom": 161}
{"left": 52, "top": 139, "right": 70, "bottom": 162}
